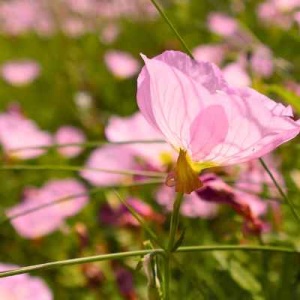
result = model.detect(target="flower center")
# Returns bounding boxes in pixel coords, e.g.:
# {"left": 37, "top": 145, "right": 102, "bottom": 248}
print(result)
{"left": 165, "top": 149, "right": 202, "bottom": 194}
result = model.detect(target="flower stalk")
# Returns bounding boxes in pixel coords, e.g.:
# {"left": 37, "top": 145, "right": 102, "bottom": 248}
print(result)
{"left": 163, "top": 192, "right": 184, "bottom": 300}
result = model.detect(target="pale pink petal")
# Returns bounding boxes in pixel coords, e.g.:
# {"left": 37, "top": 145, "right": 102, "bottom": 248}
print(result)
{"left": 193, "top": 44, "right": 225, "bottom": 65}
{"left": 137, "top": 51, "right": 300, "bottom": 168}
{"left": 105, "top": 50, "right": 140, "bottom": 79}
{"left": 7, "top": 195, "right": 63, "bottom": 239}
{"left": 1, "top": 60, "right": 40, "bottom": 86}
{"left": 138, "top": 53, "right": 210, "bottom": 150}
{"left": 207, "top": 12, "right": 238, "bottom": 37}
{"left": 181, "top": 192, "right": 218, "bottom": 218}
{"left": 6, "top": 178, "right": 88, "bottom": 239}
{"left": 0, "top": 111, "right": 52, "bottom": 159}
{"left": 41, "top": 179, "right": 88, "bottom": 218}
{"left": 105, "top": 112, "right": 176, "bottom": 169}
{"left": 153, "top": 51, "right": 227, "bottom": 92}
{"left": 189, "top": 105, "right": 229, "bottom": 158}
{"left": 222, "top": 62, "right": 251, "bottom": 87}
{"left": 55, "top": 126, "right": 86, "bottom": 158}
{"left": 80, "top": 145, "right": 137, "bottom": 186}
{"left": 156, "top": 183, "right": 218, "bottom": 218}
{"left": 202, "top": 88, "right": 300, "bottom": 165}
{"left": 251, "top": 46, "right": 274, "bottom": 78}
{"left": 0, "top": 263, "right": 52, "bottom": 300}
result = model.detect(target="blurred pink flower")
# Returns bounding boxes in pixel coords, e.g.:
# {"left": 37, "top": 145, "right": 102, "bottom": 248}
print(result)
{"left": 222, "top": 62, "right": 251, "bottom": 87}
{"left": 80, "top": 145, "right": 138, "bottom": 186}
{"left": 193, "top": 44, "right": 226, "bottom": 66}
{"left": 105, "top": 112, "right": 176, "bottom": 169}
{"left": 156, "top": 183, "right": 218, "bottom": 219}
{"left": 99, "top": 197, "right": 164, "bottom": 227}
{"left": 100, "top": 23, "right": 120, "bottom": 44}
{"left": 207, "top": 12, "right": 238, "bottom": 37}
{"left": 55, "top": 126, "right": 86, "bottom": 158}
{"left": 285, "top": 81, "right": 300, "bottom": 96}
{"left": 114, "top": 266, "right": 136, "bottom": 300}
{"left": 137, "top": 50, "right": 300, "bottom": 193}
{"left": 0, "top": 0, "right": 39, "bottom": 35}
{"left": 257, "top": 0, "right": 298, "bottom": 29}
{"left": 0, "top": 110, "right": 52, "bottom": 159}
{"left": 62, "top": 18, "right": 87, "bottom": 37}
{"left": 65, "top": 0, "right": 96, "bottom": 15}
{"left": 295, "top": 11, "right": 300, "bottom": 25}
{"left": 274, "top": 0, "right": 300, "bottom": 11}
{"left": 251, "top": 46, "right": 274, "bottom": 78}
{"left": 104, "top": 50, "right": 140, "bottom": 79}
{"left": 7, "top": 179, "right": 88, "bottom": 239}
{"left": 1, "top": 60, "right": 40, "bottom": 86}
{"left": 236, "top": 154, "right": 285, "bottom": 199}
{"left": 0, "top": 263, "right": 52, "bottom": 300}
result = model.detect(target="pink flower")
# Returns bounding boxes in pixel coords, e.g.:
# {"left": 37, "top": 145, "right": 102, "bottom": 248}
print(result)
{"left": 295, "top": 11, "right": 300, "bottom": 25}
{"left": 137, "top": 50, "right": 300, "bottom": 193}
{"left": 257, "top": 1, "right": 295, "bottom": 29}
{"left": 6, "top": 179, "right": 88, "bottom": 239}
{"left": 0, "top": 263, "right": 53, "bottom": 300}
{"left": 62, "top": 18, "right": 88, "bottom": 37}
{"left": 250, "top": 46, "right": 274, "bottom": 78}
{"left": 80, "top": 145, "right": 138, "bottom": 186}
{"left": 99, "top": 197, "right": 164, "bottom": 227}
{"left": 105, "top": 112, "right": 176, "bottom": 169}
{"left": 104, "top": 50, "right": 140, "bottom": 79}
{"left": 156, "top": 183, "right": 218, "bottom": 219}
{"left": 55, "top": 126, "right": 86, "bottom": 158}
{"left": 222, "top": 62, "right": 251, "bottom": 87}
{"left": 193, "top": 44, "right": 226, "bottom": 66}
{"left": 0, "top": 110, "right": 52, "bottom": 159}
{"left": 236, "top": 154, "right": 285, "bottom": 199}
{"left": 100, "top": 23, "right": 120, "bottom": 44}
{"left": 207, "top": 13, "right": 238, "bottom": 37}
{"left": 1, "top": 60, "right": 40, "bottom": 86}
{"left": 0, "top": 0, "right": 39, "bottom": 35}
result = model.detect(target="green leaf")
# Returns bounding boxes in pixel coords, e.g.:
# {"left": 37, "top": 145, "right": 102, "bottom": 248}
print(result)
{"left": 229, "top": 260, "right": 262, "bottom": 295}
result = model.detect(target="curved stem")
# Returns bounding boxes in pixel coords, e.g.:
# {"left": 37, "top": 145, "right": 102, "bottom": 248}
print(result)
{"left": 9, "top": 139, "right": 165, "bottom": 153}
{"left": 259, "top": 158, "right": 300, "bottom": 225}
{"left": 164, "top": 193, "right": 184, "bottom": 300}
{"left": 0, "top": 164, "right": 166, "bottom": 178}
{"left": 149, "top": 0, "right": 193, "bottom": 58}
{"left": 0, "top": 244, "right": 297, "bottom": 279}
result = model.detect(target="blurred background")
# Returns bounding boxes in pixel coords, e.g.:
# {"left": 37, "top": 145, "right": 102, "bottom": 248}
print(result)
{"left": 0, "top": 0, "right": 299, "bottom": 299}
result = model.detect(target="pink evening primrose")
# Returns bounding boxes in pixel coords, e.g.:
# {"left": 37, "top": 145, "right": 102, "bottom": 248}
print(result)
{"left": 105, "top": 112, "right": 176, "bottom": 169}
{"left": 0, "top": 263, "right": 53, "bottom": 300}
{"left": 104, "top": 50, "right": 140, "bottom": 79}
{"left": 6, "top": 179, "right": 88, "bottom": 239}
{"left": 54, "top": 125, "right": 86, "bottom": 158}
{"left": 0, "top": 110, "right": 52, "bottom": 159}
{"left": 1, "top": 60, "right": 40, "bottom": 86}
{"left": 207, "top": 12, "right": 238, "bottom": 37}
{"left": 137, "top": 50, "right": 300, "bottom": 194}
{"left": 80, "top": 145, "right": 138, "bottom": 186}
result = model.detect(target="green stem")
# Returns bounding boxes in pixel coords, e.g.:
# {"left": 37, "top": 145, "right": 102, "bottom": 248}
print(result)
{"left": 0, "top": 164, "right": 166, "bottom": 178}
{"left": 149, "top": 0, "right": 193, "bottom": 57}
{"left": 0, "top": 245, "right": 297, "bottom": 279}
{"left": 164, "top": 192, "right": 184, "bottom": 300}
{"left": 9, "top": 139, "right": 165, "bottom": 153}
{"left": 167, "top": 193, "right": 184, "bottom": 252}
{"left": 259, "top": 158, "right": 300, "bottom": 225}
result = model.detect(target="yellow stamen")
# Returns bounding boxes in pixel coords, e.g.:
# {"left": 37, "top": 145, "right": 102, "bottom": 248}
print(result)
{"left": 165, "top": 149, "right": 202, "bottom": 194}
